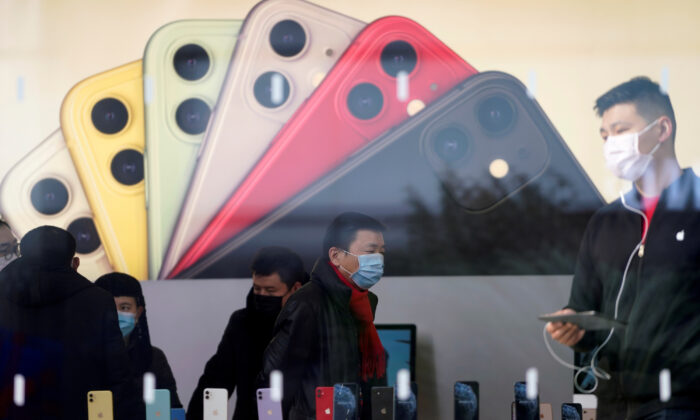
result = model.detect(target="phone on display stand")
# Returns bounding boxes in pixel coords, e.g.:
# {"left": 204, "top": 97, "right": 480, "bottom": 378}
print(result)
{"left": 370, "top": 386, "right": 395, "bottom": 419}
{"left": 454, "top": 381, "right": 478, "bottom": 420}
{"left": 61, "top": 60, "right": 148, "bottom": 279}
{"left": 395, "top": 382, "right": 417, "bottom": 420}
{"left": 316, "top": 387, "right": 334, "bottom": 420}
{"left": 333, "top": 383, "right": 359, "bottom": 420}
{"left": 203, "top": 388, "right": 228, "bottom": 419}
{"left": 513, "top": 381, "right": 539, "bottom": 420}
{"left": 562, "top": 402, "right": 583, "bottom": 420}
{"left": 183, "top": 71, "right": 604, "bottom": 279}
{"left": 171, "top": 408, "right": 186, "bottom": 420}
{"left": 163, "top": 0, "right": 365, "bottom": 278}
{"left": 257, "top": 388, "right": 283, "bottom": 420}
{"left": 146, "top": 389, "right": 171, "bottom": 420}
{"left": 0, "top": 129, "right": 112, "bottom": 280}
{"left": 87, "top": 390, "right": 113, "bottom": 420}
{"left": 143, "top": 18, "right": 243, "bottom": 279}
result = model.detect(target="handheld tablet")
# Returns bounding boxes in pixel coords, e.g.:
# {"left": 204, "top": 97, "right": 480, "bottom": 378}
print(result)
{"left": 538, "top": 311, "right": 626, "bottom": 330}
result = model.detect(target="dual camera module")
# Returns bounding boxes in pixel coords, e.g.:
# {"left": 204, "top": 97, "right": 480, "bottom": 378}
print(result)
{"left": 29, "top": 178, "right": 101, "bottom": 254}
{"left": 346, "top": 40, "right": 417, "bottom": 120}
{"left": 90, "top": 98, "right": 145, "bottom": 186}
{"left": 430, "top": 95, "right": 516, "bottom": 166}
{"left": 171, "top": 44, "right": 213, "bottom": 135}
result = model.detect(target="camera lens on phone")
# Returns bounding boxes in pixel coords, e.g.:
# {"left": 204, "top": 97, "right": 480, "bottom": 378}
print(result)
{"left": 91, "top": 98, "right": 128, "bottom": 135}
{"left": 67, "top": 217, "right": 101, "bottom": 254}
{"left": 30, "top": 178, "right": 69, "bottom": 215}
{"left": 347, "top": 83, "right": 384, "bottom": 120}
{"left": 380, "top": 40, "right": 417, "bottom": 77}
{"left": 175, "top": 98, "right": 211, "bottom": 135}
{"left": 110, "top": 149, "right": 144, "bottom": 186}
{"left": 432, "top": 127, "right": 471, "bottom": 164}
{"left": 173, "top": 44, "right": 210, "bottom": 81}
{"left": 254, "top": 71, "right": 290, "bottom": 108}
{"left": 269, "top": 20, "right": 306, "bottom": 57}
{"left": 477, "top": 95, "right": 516, "bottom": 134}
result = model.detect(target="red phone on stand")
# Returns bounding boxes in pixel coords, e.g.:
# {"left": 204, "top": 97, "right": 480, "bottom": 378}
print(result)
{"left": 316, "top": 387, "right": 334, "bottom": 420}
{"left": 170, "top": 16, "right": 478, "bottom": 277}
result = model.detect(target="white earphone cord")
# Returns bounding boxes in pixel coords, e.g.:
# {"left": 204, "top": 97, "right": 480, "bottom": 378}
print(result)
{"left": 542, "top": 192, "right": 649, "bottom": 394}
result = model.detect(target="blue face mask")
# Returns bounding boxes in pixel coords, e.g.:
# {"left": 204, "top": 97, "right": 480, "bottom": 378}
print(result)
{"left": 118, "top": 311, "right": 136, "bottom": 337}
{"left": 341, "top": 251, "right": 384, "bottom": 289}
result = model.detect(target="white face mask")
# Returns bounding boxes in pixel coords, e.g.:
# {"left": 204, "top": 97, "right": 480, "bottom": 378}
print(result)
{"left": 603, "top": 119, "right": 661, "bottom": 181}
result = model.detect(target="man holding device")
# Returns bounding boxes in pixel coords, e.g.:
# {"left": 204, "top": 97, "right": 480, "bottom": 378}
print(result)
{"left": 546, "top": 77, "right": 700, "bottom": 419}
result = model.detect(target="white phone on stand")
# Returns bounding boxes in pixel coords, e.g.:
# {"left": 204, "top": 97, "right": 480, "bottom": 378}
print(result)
{"left": 203, "top": 388, "right": 228, "bottom": 419}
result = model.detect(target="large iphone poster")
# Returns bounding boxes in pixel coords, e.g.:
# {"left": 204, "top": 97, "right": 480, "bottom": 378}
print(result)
{"left": 1, "top": 0, "right": 699, "bottom": 280}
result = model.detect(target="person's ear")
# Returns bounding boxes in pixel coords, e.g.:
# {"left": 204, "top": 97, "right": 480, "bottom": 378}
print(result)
{"left": 71, "top": 257, "right": 80, "bottom": 270}
{"left": 136, "top": 306, "right": 144, "bottom": 322}
{"left": 328, "top": 247, "right": 343, "bottom": 266}
{"left": 291, "top": 281, "right": 302, "bottom": 293}
{"left": 658, "top": 116, "right": 673, "bottom": 143}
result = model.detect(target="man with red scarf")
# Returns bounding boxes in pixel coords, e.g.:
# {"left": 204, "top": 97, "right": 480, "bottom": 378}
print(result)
{"left": 258, "top": 212, "right": 388, "bottom": 420}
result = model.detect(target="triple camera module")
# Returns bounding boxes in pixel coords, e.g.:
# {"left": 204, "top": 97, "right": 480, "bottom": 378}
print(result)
{"left": 430, "top": 94, "right": 516, "bottom": 166}
{"left": 90, "top": 97, "right": 144, "bottom": 186}
{"left": 172, "top": 43, "right": 213, "bottom": 135}
{"left": 29, "top": 178, "right": 102, "bottom": 254}
{"left": 347, "top": 40, "right": 417, "bottom": 120}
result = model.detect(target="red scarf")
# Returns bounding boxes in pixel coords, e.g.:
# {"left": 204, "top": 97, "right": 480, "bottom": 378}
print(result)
{"left": 329, "top": 262, "right": 386, "bottom": 381}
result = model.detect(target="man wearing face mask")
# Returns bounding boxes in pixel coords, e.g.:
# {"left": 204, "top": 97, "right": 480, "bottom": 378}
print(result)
{"left": 95, "top": 272, "right": 183, "bottom": 409}
{"left": 187, "top": 246, "right": 308, "bottom": 420}
{"left": 546, "top": 77, "right": 700, "bottom": 419}
{"left": 258, "top": 212, "right": 388, "bottom": 420}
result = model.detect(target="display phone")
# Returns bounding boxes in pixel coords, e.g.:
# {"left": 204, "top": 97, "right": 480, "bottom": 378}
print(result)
{"left": 143, "top": 19, "right": 243, "bottom": 279}
{"left": 562, "top": 403, "right": 583, "bottom": 420}
{"left": 371, "top": 386, "right": 395, "bottom": 419}
{"left": 162, "top": 0, "right": 365, "bottom": 278}
{"left": 513, "top": 381, "right": 539, "bottom": 420}
{"left": 171, "top": 408, "right": 186, "bottom": 420}
{"left": 146, "top": 389, "right": 171, "bottom": 420}
{"left": 333, "top": 383, "right": 359, "bottom": 420}
{"left": 316, "top": 386, "right": 334, "bottom": 420}
{"left": 87, "top": 390, "right": 113, "bottom": 420}
{"left": 257, "top": 388, "right": 284, "bottom": 420}
{"left": 181, "top": 71, "right": 604, "bottom": 278}
{"left": 582, "top": 408, "right": 596, "bottom": 420}
{"left": 539, "top": 403, "right": 553, "bottom": 420}
{"left": 0, "top": 129, "right": 112, "bottom": 280}
{"left": 173, "top": 15, "right": 480, "bottom": 278}
{"left": 203, "top": 388, "right": 228, "bottom": 419}
{"left": 395, "top": 382, "right": 417, "bottom": 420}
{"left": 454, "top": 381, "right": 478, "bottom": 420}
{"left": 61, "top": 60, "right": 148, "bottom": 280}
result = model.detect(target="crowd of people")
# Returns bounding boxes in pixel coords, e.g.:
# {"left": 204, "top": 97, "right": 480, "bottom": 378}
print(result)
{"left": 1, "top": 76, "right": 699, "bottom": 420}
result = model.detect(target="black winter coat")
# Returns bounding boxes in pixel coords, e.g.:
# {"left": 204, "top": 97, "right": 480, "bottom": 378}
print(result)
{"left": 568, "top": 168, "right": 700, "bottom": 419}
{"left": 0, "top": 258, "right": 144, "bottom": 420}
{"left": 259, "top": 259, "right": 386, "bottom": 420}
{"left": 188, "top": 289, "right": 277, "bottom": 420}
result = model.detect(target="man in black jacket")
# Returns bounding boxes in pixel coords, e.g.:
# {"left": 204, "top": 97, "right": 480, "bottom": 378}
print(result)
{"left": 546, "top": 77, "right": 700, "bottom": 419}
{"left": 187, "top": 246, "right": 308, "bottom": 420}
{"left": 259, "top": 212, "right": 388, "bottom": 420}
{"left": 0, "top": 225, "right": 144, "bottom": 420}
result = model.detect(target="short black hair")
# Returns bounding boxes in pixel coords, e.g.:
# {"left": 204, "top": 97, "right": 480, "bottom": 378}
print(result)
{"left": 250, "top": 246, "right": 308, "bottom": 288}
{"left": 20, "top": 225, "right": 76, "bottom": 269}
{"left": 322, "top": 212, "right": 385, "bottom": 256}
{"left": 95, "top": 272, "right": 145, "bottom": 307}
{"left": 594, "top": 76, "right": 676, "bottom": 141}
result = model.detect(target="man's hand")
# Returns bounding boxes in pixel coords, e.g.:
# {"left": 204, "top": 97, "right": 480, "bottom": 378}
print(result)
{"left": 545, "top": 308, "right": 585, "bottom": 347}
